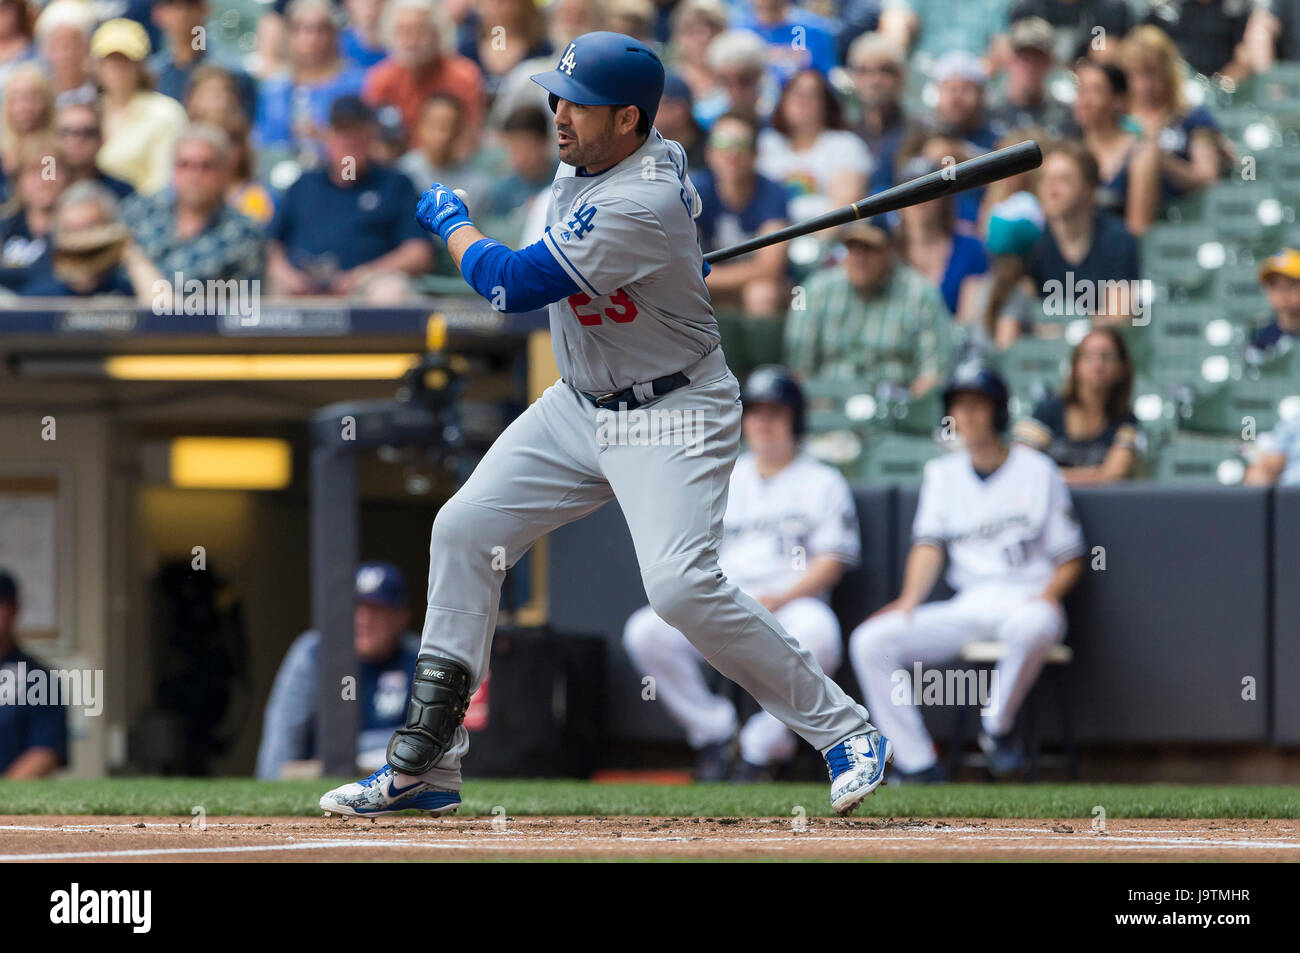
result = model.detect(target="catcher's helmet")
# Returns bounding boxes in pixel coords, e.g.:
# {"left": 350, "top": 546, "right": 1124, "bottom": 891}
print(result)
{"left": 742, "top": 365, "right": 806, "bottom": 436}
{"left": 942, "top": 360, "right": 1010, "bottom": 432}
{"left": 531, "top": 31, "right": 665, "bottom": 126}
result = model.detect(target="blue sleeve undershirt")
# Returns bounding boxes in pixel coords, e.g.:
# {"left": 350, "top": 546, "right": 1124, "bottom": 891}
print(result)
{"left": 460, "top": 237, "right": 580, "bottom": 312}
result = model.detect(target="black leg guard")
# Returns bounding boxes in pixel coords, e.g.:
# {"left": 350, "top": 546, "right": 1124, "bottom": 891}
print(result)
{"left": 386, "top": 655, "right": 472, "bottom": 775}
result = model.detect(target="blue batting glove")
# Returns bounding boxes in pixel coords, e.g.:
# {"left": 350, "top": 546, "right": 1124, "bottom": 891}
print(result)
{"left": 416, "top": 184, "right": 472, "bottom": 243}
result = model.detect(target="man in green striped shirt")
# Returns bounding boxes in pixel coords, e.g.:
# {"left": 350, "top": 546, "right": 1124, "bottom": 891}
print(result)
{"left": 784, "top": 222, "right": 955, "bottom": 395}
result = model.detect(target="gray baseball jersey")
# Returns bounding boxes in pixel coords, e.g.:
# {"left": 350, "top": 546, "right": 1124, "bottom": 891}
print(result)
{"left": 540, "top": 130, "right": 720, "bottom": 395}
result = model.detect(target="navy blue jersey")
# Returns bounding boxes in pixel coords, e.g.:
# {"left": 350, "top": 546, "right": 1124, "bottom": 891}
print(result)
{"left": 0, "top": 647, "right": 69, "bottom": 773}
{"left": 255, "top": 631, "right": 421, "bottom": 778}
{"left": 693, "top": 170, "right": 790, "bottom": 258}
{"left": 270, "top": 163, "right": 431, "bottom": 273}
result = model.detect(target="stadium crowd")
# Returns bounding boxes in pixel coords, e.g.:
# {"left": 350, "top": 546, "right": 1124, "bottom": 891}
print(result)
{"left": 0, "top": 0, "right": 1296, "bottom": 484}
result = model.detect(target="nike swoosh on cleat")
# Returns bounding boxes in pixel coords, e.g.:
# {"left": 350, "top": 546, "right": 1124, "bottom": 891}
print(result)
{"left": 386, "top": 779, "right": 424, "bottom": 798}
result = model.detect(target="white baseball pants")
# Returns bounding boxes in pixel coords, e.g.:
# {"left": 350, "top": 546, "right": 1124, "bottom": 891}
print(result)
{"left": 623, "top": 596, "right": 844, "bottom": 766}
{"left": 411, "top": 347, "right": 871, "bottom": 789}
{"left": 848, "top": 585, "right": 1065, "bottom": 773}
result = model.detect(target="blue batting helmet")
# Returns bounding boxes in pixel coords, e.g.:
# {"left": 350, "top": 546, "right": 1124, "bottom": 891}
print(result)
{"left": 942, "top": 360, "right": 1011, "bottom": 433}
{"left": 530, "top": 31, "right": 665, "bottom": 126}
{"left": 742, "top": 365, "right": 806, "bottom": 436}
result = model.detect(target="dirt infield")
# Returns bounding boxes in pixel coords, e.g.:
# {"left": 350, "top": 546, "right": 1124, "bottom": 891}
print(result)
{"left": 1, "top": 815, "right": 1298, "bottom": 861}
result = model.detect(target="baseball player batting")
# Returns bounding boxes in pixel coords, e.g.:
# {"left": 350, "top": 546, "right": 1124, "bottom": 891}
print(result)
{"left": 321, "top": 31, "right": 892, "bottom": 818}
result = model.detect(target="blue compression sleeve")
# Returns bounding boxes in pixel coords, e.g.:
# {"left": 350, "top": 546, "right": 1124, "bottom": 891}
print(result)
{"left": 460, "top": 237, "right": 581, "bottom": 312}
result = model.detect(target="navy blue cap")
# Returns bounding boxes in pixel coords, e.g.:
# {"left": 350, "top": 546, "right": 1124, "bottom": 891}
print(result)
{"left": 0, "top": 569, "right": 16, "bottom": 605}
{"left": 354, "top": 562, "right": 407, "bottom": 609}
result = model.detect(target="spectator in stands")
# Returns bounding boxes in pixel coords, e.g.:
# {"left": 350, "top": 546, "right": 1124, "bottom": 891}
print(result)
{"left": 54, "top": 101, "right": 135, "bottom": 201}
{"left": 1248, "top": 248, "right": 1300, "bottom": 356}
{"left": 928, "top": 50, "right": 997, "bottom": 151}
{"left": 957, "top": 190, "right": 1044, "bottom": 350}
{"left": 363, "top": 0, "right": 485, "bottom": 138}
{"left": 35, "top": 0, "right": 96, "bottom": 103}
{"left": 1244, "top": 415, "right": 1300, "bottom": 485}
{"left": 1029, "top": 141, "right": 1141, "bottom": 321}
{"left": 605, "top": 0, "right": 656, "bottom": 43}
{"left": 785, "top": 221, "right": 953, "bottom": 396}
{"left": 150, "top": 0, "right": 257, "bottom": 120}
{"left": 122, "top": 123, "right": 265, "bottom": 285}
{"left": 456, "top": 0, "right": 552, "bottom": 102}
{"left": 1073, "top": 59, "right": 1160, "bottom": 235}
{"left": 896, "top": 156, "right": 988, "bottom": 314}
{"left": 268, "top": 95, "right": 433, "bottom": 296}
{"left": 341, "top": 0, "right": 389, "bottom": 70}
{"left": 1144, "top": 0, "right": 1257, "bottom": 79}
{"left": 254, "top": 0, "right": 366, "bottom": 157}
{"left": 22, "top": 181, "right": 162, "bottom": 298}
{"left": 1015, "top": 327, "right": 1144, "bottom": 482}
{"left": 657, "top": 73, "right": 706, "bottom": 173}
{"left": 624, "top": 367, "right": 859, "bottom": 783}
{"left": 987, "top": 18, "right": 1074, "bottom": 140}
{"left": 1, "top": 62, "right": 52, "bottom": 176}
{"left": 847, "top": 32, "right": 914, "bottom": 194}
{"left": 482, "top": 0, "right": 605, "bottom": 129}
{"left": 0, "top": 0, "right": 35, "bottom": 94}
{"left": 695, "top": 29, "right": 772, "bottom": 129}
{"left": 184, "top": 66, "right": 274, "bottom": 224}
{"left": 735, "top": 0, "right": 838, "bottom": 86}
{"left": 481, "top": 105, "right": 556, "bottom": 223}
{"left": 1122, "top": 25, "right": 1226, "bottom": 200}
{"left": 1245, "top": 0, "right": 1300, "bottom": 68}
{"left": 1009, "top": 0, "right": 1134, "bottom": 64}
{"left": 397, "top": 93, "right": 497, "bottom": 211}
{"left": 0, "top": 134, "right": 65, "bottom": 292}
{"left": 897, "top": 128, "right": 984, "bottom": 229}
{"left": 93, "top": 18, "right": 188, "bottom": 196}
{"left": 878, "top": 0, "right": 1011, "bottom": 66}
{"left": 757, "top": 68, "right": 873, "bottom": 222}
{"left": 665, "top": 0, "right": 728, "bottom": 105}
{"left": 849, "top": 362, "right": 1085, "bottom": 782}
{"left": 0, "top": 569, "right": 68, "bottom": 779}
{"left": 695, "top": 110, "right": 790, "bottom": 319}
{"left": 257, "top": 562, "right": 421, "bottom": 779}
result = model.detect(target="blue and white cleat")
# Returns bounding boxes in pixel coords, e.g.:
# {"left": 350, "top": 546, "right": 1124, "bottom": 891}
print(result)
{"left": 825, "top": 729, "right": 893, "bottom": 816}
{"left": 320, "top": 765, "right": 461, "bottom": 817}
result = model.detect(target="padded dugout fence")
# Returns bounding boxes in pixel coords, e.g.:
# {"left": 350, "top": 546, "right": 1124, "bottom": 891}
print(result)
{"left": 549, "top": 485, "right": 1297, "bottom": 747}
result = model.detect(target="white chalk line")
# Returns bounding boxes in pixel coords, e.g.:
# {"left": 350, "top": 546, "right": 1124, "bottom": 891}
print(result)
{"left": 2, "top": 828, "right": 1298, "bottom": 860}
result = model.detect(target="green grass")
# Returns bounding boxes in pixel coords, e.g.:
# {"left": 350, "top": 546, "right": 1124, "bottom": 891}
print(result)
{"left": 0, "top": 778, "right": 1298, "bottom": 819}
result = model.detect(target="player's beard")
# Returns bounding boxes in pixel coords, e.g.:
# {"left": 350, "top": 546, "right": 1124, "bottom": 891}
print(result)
{"left": 557, "top": 117, "right": 616, "bottom": 171}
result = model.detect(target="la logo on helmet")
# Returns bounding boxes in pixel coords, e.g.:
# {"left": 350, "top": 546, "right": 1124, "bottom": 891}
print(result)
{"left": 560, "top": 43, "right": 577, "bottom": 75}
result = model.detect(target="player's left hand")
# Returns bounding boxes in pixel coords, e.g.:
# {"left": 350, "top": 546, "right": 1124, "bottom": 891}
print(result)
{"left": 416, "top": 184, "right": 472, "bottom": 243}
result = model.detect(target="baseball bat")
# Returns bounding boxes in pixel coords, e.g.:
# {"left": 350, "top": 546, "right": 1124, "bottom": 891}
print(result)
{"left": 703, "top": 139, "right": 1043, "bottom": 265}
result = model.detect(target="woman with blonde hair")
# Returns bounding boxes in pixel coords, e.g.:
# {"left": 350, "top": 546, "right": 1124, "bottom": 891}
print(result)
{"left": 1121, "top": 24, "right": 1225, "bottom": 199}
{"left": 92, "top": 18, "right": 188, "bottom": 195}
{"left": 1, "top": 61, "right": 52, "bottom": 174}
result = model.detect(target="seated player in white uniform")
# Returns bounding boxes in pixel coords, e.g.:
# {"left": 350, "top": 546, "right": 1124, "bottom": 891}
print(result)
{"left": 624, "top": 366, "right": 860, "bottom": 781}
{"left": 849, "top": 362, "right": 1086, "bottom": 781}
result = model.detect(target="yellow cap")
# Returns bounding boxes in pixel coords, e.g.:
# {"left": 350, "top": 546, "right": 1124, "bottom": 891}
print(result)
{"left": 1259, "top": 248, "right": 1300, "bottom": 282}
{"left": 91, "top": 18, "right": 151, "bottom": 62}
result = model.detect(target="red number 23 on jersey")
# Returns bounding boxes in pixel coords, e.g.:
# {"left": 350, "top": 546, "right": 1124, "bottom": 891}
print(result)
{"left": 567, "top": 289, "right": 639, "bottom": 327}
